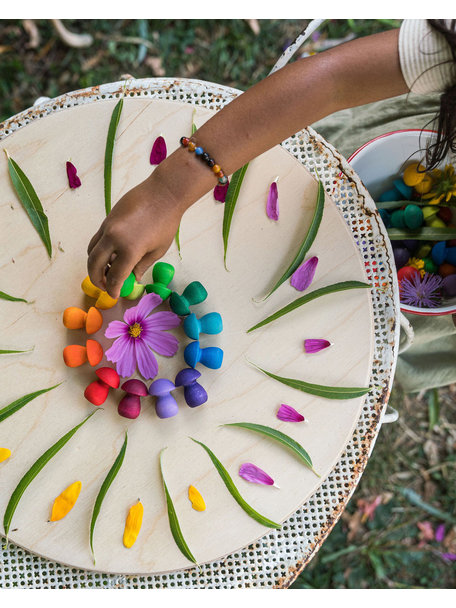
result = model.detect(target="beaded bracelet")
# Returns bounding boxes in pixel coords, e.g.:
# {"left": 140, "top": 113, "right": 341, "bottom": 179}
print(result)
{"left": 180, "top": 136, "right": 228, "bottom": 185}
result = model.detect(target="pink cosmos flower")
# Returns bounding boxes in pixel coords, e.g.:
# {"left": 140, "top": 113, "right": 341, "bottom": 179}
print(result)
{"left": 104, "top": 293, "right": 180, "bottom": 379}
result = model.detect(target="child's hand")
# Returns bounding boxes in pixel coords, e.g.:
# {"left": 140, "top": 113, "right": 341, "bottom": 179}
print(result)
{"left": 87, "top": 176, "right": 182, "bottom": 299}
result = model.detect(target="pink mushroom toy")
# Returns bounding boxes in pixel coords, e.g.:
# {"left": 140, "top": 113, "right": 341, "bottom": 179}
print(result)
{"left": 118, "top": 379, "right": 148, "bottom": 419}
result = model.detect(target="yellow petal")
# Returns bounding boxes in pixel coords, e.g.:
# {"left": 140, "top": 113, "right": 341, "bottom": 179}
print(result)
{"left": 403, "top": 163, "right": 426, "bottom": 186}
{"left": 123, "top": 501, "right": 144, "bottom": 548}
{"left": 188, "top": 485, "right": 206, "bottom": 512}
{"left": 0, "top": 447, "right": 11, "bottom": 463}
{"left": 50, "top": 481, "right": 82, "bottom": 521}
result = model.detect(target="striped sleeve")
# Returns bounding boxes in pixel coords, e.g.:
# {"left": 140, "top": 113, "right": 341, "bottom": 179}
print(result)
{"left": 399, "top": 19, "right": 455, "bottom": 94}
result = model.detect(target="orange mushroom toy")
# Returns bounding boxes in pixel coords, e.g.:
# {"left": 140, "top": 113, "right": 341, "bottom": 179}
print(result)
{"left": 63, "top": 306, "right": 103, "bottom": 335}
{"left": 63, "top": 339, "right": 104, "bottom": 368}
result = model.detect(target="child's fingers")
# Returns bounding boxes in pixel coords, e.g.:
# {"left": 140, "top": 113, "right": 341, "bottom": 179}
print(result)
{"left": 133, "top": 252, "right": 158, "bottom": 282}
{"left": 87, "top": 227, "right": 104, "bottom": 256}
{"left": 105, "top": 251, "right": 137, "bottom": 299}
{"left": 87, "top": 238, "right": 115, "bottom": 291}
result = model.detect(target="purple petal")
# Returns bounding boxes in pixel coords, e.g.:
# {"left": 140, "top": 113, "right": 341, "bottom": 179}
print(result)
{"left": 290, "top": 256, "right": 318, "bottom": 291}
{"left": 214, "top": 181, "right": 229, "bottom": 203}
{"left": 135, "top": 292, "right": 163, "bottom": 321}
{"left": 304, "top": 339, "right": 331, "bottom": 354}
{"left": 105, "top": 334, "right": 130, "bottom": 362}
{"left": 277, "top": 404, "right": 305, "bottom": 422}
{"left": 66, "top": 161, "right": 81, "bottom": 189}
{"left": 142, "top": 311, "right": 181, "bottom": 331}
{"left": 142, "top": 329, "right": 179, "bottom": 357}
{"left": 435, "top": 524, "right": 446, "bottom": 543}
{"left": 109, "top": 337, "right": 136, "bottom": 378}
{"left": 439, "top": 553, "right": 456, "bottom": 562}
{"left": 135, "top": 340, "right": 159, "bottom": 380}
{"left": 123, "top": 306, "right": 138, "bottom": 326}
{"left": 266, "top": 180, "right": 279, "bottom": 221}
{"left": 105, "top": 320, "right": 128, "bottom": 339}
{"left": 239, "top": 463, "right": 274, "bottom": 486}
{"left": 150, "top": 136, "right": 167, "bottom": 165}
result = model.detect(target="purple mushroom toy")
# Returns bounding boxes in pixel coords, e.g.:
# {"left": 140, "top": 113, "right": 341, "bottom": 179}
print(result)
{"left": 175, "top": 368, "right": 208, "bottom": 407}
{"left": 118, "top": 379, "right": 148, "bottom": 419}
{"left": 149, "top": 378, "right": 178, "bottom": 419}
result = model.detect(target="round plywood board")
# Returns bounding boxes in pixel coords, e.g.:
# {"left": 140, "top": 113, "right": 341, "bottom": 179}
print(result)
{"left": 0, "top": 95, "right": 373, "bottom": 574}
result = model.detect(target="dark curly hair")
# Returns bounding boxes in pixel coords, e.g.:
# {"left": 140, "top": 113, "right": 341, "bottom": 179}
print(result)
{"left": 426, "top": 19, "right": 456, "bottom": 169}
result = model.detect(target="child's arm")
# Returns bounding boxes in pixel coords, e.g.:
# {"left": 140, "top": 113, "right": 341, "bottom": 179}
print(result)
{"left": 88, "top": 28, "right": 408, "bottom": 298}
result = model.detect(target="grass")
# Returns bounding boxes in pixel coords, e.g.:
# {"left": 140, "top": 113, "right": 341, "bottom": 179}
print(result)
{"left": 0, "top": 19, "right": 454, "bottom": 589}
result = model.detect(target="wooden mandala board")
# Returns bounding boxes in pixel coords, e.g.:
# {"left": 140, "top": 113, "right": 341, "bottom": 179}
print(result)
{"left": 0, "top": 97, "right": 374, "bottom": 574}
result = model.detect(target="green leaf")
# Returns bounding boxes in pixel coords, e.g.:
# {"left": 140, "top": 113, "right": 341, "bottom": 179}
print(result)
{"left": 159, "top": 448, "right": 198, "bottom": 566}
{"left": 248, "top": 361, "right": 370, "bottom": 400}
{"left": 3, "top": 410, "right": 97, "bottom": 541}
{"left": 5, "top": 150, "right": 52, "bottom": 258}
{"left": 428, "top": 388, "right": 440, "bottom": 430}
{"left": 0, "top": 290, "right": 29, "bottom": 303}
{"left": 90, "top": 431, "right": 127, "bottom": 564}
{"left": 0, "top": 347, "right": 34, "bottom": 355}
{"left": 399, "top": 488, "right": 456, "bottom": 525}
{"left": 223, "top": 162, "right": 249, "bottom": 270}
{"left": 387, "top": 227, "right": 456, "bottom": 240}
{"left": 247, "top": 280, "right": 371, "bottom": 333}
{"left": 262, "top": 180, "right": 325, "bottom": 300}
{"left": 0, "top": 384, "right": 61, "bottom": 424}
{"left": 222, "top": 422, "right": 318, "bottom": 475}
{"left": 190, "top": 438, "right": 281, "bottom": 529}
{"left": 191, "top": 114, "right": 197, "bottom": 135}
{"left": 104, "top": 98, "right": 124, "bottom": 215}
{"left": 175, "top": 223, "right": 182, "bottom": 259}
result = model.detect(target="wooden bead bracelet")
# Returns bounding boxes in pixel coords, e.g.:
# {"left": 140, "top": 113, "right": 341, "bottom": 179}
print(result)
{"left": 180, "top": 136, "right": 228, "bottom": 185}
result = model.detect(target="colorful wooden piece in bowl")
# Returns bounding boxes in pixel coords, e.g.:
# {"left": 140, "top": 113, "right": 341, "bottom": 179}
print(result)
{"left": 184, "top": 341, "right": 223, "bottom": 369}
{"left": 169, "top": 281, "right": 207, "bottom": 316}
{"left": 175, "top": 368, "right": 208, "bottom": 407}
{"left": 84, "top": 367, "right": 120, "bottom": 406}
{"left": 118, "top": 379, "right": 148, "bottom": 419}
{"left": 149, "top": 378, "right": 178, "bottom": 418}
{"left": 183, "top": 312, "right": 223, "bottom": 340}
{"left": 63, "top": 306, "right": 103, "bottom": 335}
{"left": 145, "top": 262, "right": 175, "bottom": 301}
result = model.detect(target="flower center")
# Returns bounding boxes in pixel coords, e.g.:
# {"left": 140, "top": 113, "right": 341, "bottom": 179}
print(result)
{"left": 128, "top": 322, "right": 142, "bottom": 338}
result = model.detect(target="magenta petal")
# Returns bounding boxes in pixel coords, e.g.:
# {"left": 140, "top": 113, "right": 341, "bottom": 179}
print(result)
{"left": 142, "top": 329, "right": 179, "bottom": 357}
{"left": 110, "top": 337, "right": 136, "bottom": 377}
{"left": 150, "top": 136, "right": 167, "bottom": 165}
{"left": 105, "top": 320, "right": 127, "bottom": 339}
{"left": 440, "top": 553, "right": 456, "bottom": 561}
{"left": 435, "top": 524, "right": 446, "bottom": 543}
{"left": 239, "top": 463, "right": 274, "bottom": 486}
{"left": 277, "top": 404, "right": 305, "bottom": 423}
{"left": 142, "top": 311, "right": 181, "bottom": 331}
{"left": 214, "top": 181, "right": 229, "bottom": 203}
{"left": 266, "top": 181, "right": 279, "bottom": 221}
{"left": 66, "top": 161, "right": 81, "bottom": 189}
{"left": 290, "top": 256, "right": 318, "bottom": 291}
{"left": 304, "top": 339, "right": 331, "bottom": 354}
{"left": 135, "top": 292, "right": 163, "bottom": 320}
{"left": 135, "top": 340, "right": 159, "bottom": 380}
{"left": 105, "top": 334, "right": 130, "bottom": 362}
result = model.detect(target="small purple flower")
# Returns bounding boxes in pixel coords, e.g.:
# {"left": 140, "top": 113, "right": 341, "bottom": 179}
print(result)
{"left": 150, "top": 136, "right": 167, "bottom": 165}
{"left": 214, "top": 180, "right": 229, "bottom": 203}
{"left": 304, "top": 339, "right": 331, "bottom": 354}
{"left": 400, "top": 272, "right": 443, "bottom": 308}
{"left": 105, "top": 293, "right": 180, "bottom": 379}
{"left": 439, "top": 552, "right": 456, "bottom": 562}
{"left": 435, "top": 523, "right": 446, "bottom": 543}
{"left": 239, "top": 463, "right": 275, "bottom": 486}
{"left": 266, "top": 179, "right": 279, "bottom": 221}
{"left": 66, "top": 161, "right": 81, "bottom": 189}
{"left": 290, "top": 256, "right": 318, "bottom": 291}
{"left": 277, "top": 404, "right": 305, "bottom": 423}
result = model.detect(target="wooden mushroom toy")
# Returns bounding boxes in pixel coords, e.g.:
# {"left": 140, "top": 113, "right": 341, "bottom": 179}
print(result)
{"left": 118, "top": 379, "right": 148, "bottom": 419}
{"left": 84, "top": 367, "right": 120, "bottom": 406}
{"left": 175, "top": 368, "right": 208, "bottom": 407}
{"left": 149, "top": 379, "right": 178, "bottom": 418}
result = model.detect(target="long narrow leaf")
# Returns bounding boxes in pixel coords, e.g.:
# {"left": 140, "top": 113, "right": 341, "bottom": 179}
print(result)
{"left": 247, "top": 280, "right": 370, "bottom": 333}
{"left": 190, "top": 438, "right": 281, "bottom": 529}
{"left": 175, "top": 224, "right": 182, "bottom": 259}
{"left": 223, "top": 422, "right": 318, "bottom": 475}
{"left": 90, "top": 431, "right": 127, "bottom": 564}
{"left": 104, "top": 98, "right": 124, "bottom": 215}
{"left": 0, "top": 384, "right": 61, "bottom": 424}
{"left": 159, "top": 448, "right": 198, "bottom": 566}
{"left": 248, "top": 361, "right": 370, "bottom": 400}
{"left": 262, "top": 180, "right": 325, "bottom": 300}
{"left": 0, "top": 347, "right": 34, "bottom": 355}
{"left": 5, "top": 150, "right": 52, "bottom": 258}
{"left": 223, "top": 163, "right": 249, "bottom": 270}
{"left": 0, "top": 290, "right": 29, "bottom": 303}
{"left": 399, "top": 488, "right": 456, "bottom": 525}
{"left": 387, "top": 227, "right": 456, "bottom": 240}
{"left": 3, "top": 410, "right": 97, "bottom": 541}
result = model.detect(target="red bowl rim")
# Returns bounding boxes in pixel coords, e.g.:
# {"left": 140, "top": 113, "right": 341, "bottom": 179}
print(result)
{"left": 348, "top": 128, "right": 456, "bottom": 317}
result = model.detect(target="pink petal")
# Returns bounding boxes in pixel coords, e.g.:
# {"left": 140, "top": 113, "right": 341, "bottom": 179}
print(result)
{"left": 214, "top": 181, "right": 229, "bottom": 203}
{"left": 304, "top": 339, "right": 331, "bottom": 354}
{"left": 135, "top": 292, "right": 163, "bottom": 321}
{"left": 277, "top": 404, "right": 305, "bottom": 422}
{"left": 108, "top": 337, "right": 136, "bottom": 378}
{"left": 435, "top": 524, "right": 446, "bottom": 543}
{"left": 105, "top": 320, "right": 128, "bottom": 339}
{"left": 105, "top": 334, "right": 130, "bottom": 362}
{"left": 134, "top": 340, "right": 159, "bottom": 380}
{"left": 440, "top": 553, "right": 456, "bottom": 561}
{"left": 266, "top": 180, "right": 279, "bottom": 221}
{"left": 290, "top": 256, "right": 318, "bottom": 291}
{"left": 142, "top": 329, "right": 179, "bottom": 357}
{"left": 66, "top": 161, "right": 81, "bottom": 189}
{"left": 150, "top": 136, "right": 167, "bottom": 165}
{"left": 239, "top": 463, "right": 274, "bottom": 486}
{"left": 123, "top": 306, "right": 138, "bottom": 326}
{"left": 142, "top": 311, "right": 181, "bottom": 331}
